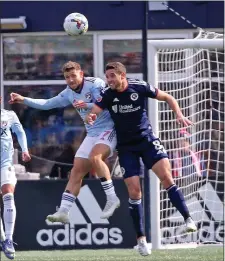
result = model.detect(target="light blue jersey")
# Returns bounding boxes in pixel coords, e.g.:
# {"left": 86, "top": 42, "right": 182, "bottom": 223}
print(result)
{"left": 24, "top": 77, "right": 114, "bottom": 137}
{"left": 1, "top": 109, "right": 28, "bottom": 168}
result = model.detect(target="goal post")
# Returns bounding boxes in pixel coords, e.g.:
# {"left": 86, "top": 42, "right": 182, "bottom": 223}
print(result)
{"left": 147, "top": 35, "right": 224, "bottom": 250}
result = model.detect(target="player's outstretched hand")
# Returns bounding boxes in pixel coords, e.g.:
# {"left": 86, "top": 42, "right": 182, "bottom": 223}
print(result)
{"left": 176, "top": 114, "right": 194, "bottom": 127}
{"left": 85, "top": 113, "right": 97, "bottom": 125}
{"left": 22, "top": 152, "right": 31, "bottom": 162}
{"left": 9, "top": 93, "right": 25, "bottom": 104}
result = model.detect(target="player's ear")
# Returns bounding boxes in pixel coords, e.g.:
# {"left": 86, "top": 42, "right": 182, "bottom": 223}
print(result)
{"left": 80, "top": 70, "right": 84, "bottom": 77}
{"left": 121, "top": 72, "right": 126, "bottom": 79}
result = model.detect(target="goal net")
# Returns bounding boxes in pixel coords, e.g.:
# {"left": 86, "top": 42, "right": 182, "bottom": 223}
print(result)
{"left": 148, "top": 31, "right": 224, "bottom": 248}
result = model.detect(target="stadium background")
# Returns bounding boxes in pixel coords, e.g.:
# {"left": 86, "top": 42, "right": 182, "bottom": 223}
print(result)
{"left": 0, "top": 1, "right": 224, "bottom": 251}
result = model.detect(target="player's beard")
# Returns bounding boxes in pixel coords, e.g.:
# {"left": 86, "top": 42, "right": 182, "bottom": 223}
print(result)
{"left": 69, "top": 80, "right": 82, "bottom": 91}
{"left": 109, "top": 82, "right": 122, "bottom": 91}
{"left": 109, "top": 84, "right": 116, "bottom": 90}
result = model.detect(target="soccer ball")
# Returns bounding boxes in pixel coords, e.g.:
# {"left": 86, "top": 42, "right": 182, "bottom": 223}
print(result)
{"left": 63, "top": 13, "right": 88, "bottom": 36}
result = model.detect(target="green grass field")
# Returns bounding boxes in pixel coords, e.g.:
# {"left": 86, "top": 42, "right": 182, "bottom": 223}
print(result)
{"left": 1, "top": 246, "right": 223, "bottom": 261}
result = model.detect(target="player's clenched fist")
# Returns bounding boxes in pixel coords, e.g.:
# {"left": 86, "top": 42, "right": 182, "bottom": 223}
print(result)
{"left": 85, "top": 113, "right": 97, "bottom": 125}
{"left": 22, "top": 151, "right": 31, "bottom": 162}
{"left": 73, "top": 100, "right": 87, "bottom": 109}
{"left": 9, "top": 93, "right": 25, "bottom": 104}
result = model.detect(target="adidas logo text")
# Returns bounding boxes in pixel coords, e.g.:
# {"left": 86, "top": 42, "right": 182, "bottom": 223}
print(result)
{"left": 36, "top": 185, "right": 123, "bottom": 246}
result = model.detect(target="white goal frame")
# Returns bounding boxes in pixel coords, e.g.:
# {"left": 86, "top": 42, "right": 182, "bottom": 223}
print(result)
{"left": 147, "top": 38, "right": 223, "bottom": 250}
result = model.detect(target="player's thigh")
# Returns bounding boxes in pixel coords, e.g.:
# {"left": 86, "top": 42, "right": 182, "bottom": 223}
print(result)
{"left": 1, "top": 166, "right": 17, "bottom": 192}
{"left": 75, "top": 136, "right": 96, "bottom": 159}
{"left": 93, "top": 129, "right": 117, "bottom": 159}
{"left": 141, "top": 138, "right": 168, "bottom": 170}
{"left": 89, "top": 143, "right": 111, "bottom": 162}
{"left": 118, "top": 149, "right": 141, "bottom": 179}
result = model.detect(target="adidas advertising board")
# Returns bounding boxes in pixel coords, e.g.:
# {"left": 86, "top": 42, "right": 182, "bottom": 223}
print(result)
{"left": 37, "top": 185, "right": 123, "bottom": 247}
{"left": 161, "top": 181, "right": 224, "bottom": 244}
{"left": 13, "top": 180, "right": 136, "bottom": 250}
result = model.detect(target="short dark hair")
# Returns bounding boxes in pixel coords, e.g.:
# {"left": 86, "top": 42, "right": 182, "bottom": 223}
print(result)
{"left": 105, "top": 62, "right": 126, "bottom": 74}
{"left": 62, "top": 61, "right": 81, "bottom": 73}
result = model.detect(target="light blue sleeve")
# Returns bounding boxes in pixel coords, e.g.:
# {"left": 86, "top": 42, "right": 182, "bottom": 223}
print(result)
{"left": 87, "top": 78, "right": 106, "bottom": 109}
{"left": 24, "top": 89, "right": 71, "bottom": 110}
{"left": 11, "top": 112, "right": 28, "bottom": 152}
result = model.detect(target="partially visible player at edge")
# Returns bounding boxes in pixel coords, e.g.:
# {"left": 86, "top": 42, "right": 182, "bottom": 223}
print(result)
{"left": 9, "top": 61, "right": 120, "bottom": 224}
{"left": 0, "top": 97, "right": 31, "bottom": 259}
{"left": 85, "top": 62, "right": 197, "bottom": 256}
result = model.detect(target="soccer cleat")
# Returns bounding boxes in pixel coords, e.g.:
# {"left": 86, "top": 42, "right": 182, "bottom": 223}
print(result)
{"left": 46, "top": 211, "right": 70, "bottom": 224}
{"left": 1, "top": 239, "right": 15, "bottom": 260}
{"left": 100, "top": 196, "right": 120, "bottom": 219}
{"left": 185, "top": 217, "right": 197, "bottom": 232}
{"left": 137, "top": 237, "right": 151, "bottom": 256}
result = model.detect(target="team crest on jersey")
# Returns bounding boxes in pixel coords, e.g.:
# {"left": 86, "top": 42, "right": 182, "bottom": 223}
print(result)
{"left": 130, "top": 93, "right": 139, "bottom": 101}
{"left": 85, "top": 92, "right": 92, "bottom": 100}
{"left": 120, "top": 167, "right": 125, "bottom": 176}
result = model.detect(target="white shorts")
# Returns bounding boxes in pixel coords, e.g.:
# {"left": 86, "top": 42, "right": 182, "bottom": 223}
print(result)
{"left": 75, "top": 129, "right": 117, "bottom": 159}
{"left": 1, "top": 165, "right": 17, "bottom": 187}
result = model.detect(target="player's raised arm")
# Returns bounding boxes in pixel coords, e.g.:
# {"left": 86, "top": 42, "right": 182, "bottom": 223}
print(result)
{"left": 9, "top": 90, "right": 70, "bottom": 110}
{"left": 155, "top": 89, "right": 194, "bottom": 127}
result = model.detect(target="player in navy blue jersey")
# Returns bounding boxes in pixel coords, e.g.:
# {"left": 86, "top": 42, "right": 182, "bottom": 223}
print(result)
{"left": 85, "top": 62, "right": 197, "bottom": 256}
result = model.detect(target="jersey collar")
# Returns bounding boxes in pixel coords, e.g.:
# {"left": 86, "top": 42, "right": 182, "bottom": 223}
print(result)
{"left": 69, "top": 78, "right": 84, "bottom": 94}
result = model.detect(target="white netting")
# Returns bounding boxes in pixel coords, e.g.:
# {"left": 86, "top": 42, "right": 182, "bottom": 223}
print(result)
{"left": 157, "top": 31, "right": 224, "bottom": 245}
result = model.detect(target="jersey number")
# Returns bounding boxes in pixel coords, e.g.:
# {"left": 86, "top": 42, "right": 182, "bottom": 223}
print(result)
{"left": 153, "top": 140, "right": 165, "bottom": 152}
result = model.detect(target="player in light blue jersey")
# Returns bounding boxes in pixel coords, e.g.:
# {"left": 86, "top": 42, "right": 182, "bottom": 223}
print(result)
{"left": 0, "top": 97, "right": 31, "bottom": 259}
{"left": 9, "top": 61, "right": 120, "bottom": 224}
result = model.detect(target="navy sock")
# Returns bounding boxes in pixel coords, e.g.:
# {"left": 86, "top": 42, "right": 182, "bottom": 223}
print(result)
{"left": 128, "top": 198, "right": 145, "bottom": 238}
{"left": 167, "top": 184, "right": 190, "bottom": 220}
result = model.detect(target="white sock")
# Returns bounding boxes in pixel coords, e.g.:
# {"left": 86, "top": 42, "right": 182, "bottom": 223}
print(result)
{"left": 100, "top": 179, "right": 117, "bottom": 199}
{"left": 3, "top": 193, "right": 16, "bottom": 241}
{"left": 0, "top": 216, "right": 6, "bottom": 241}
{"left": 59, "top": 192, "right": 76, "bottom": 214}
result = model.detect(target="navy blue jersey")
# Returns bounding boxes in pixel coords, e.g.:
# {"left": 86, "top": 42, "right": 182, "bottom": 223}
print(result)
{"left": 95, "top": 79, "right": 158, "bottom": 146}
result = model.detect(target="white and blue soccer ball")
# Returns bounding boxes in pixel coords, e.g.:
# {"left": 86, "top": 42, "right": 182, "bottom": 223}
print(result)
{"left": 63, "top": 13, "right": 88, "bottom": 36}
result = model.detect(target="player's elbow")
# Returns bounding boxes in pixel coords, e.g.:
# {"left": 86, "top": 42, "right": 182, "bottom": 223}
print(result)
{"left": 164, "top": 93, "right": 175, "bottom": 104}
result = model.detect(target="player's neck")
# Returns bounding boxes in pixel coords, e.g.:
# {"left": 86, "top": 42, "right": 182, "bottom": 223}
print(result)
{"left": 117, "top": 79, "right": 128, "bottom": 92}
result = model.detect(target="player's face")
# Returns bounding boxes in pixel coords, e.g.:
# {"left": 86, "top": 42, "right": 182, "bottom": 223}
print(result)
{"left": 64, "top": 69, "right": 84, "bottom": 90}
{"left": 105, "top": 69, "right": 125, "bottom": 91}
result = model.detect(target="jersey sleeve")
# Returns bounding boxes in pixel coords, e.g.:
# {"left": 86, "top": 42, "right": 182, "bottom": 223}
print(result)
{"left": 95, "top": 88, "right": 111, "bottom": 110}
{"left": 91, "top": 78, "right": 106, "bottom": 101}
{"left": 24, "top": 88, "right": 71, "bottom": 110}
{"left": 10, "top": 112, "right": 29, "bottom": 152}
{"left": 141, "top": 81, "right": 158, "bottom": 98}
{"left": 89, "top": 78, "right": 110, "bottom": 109}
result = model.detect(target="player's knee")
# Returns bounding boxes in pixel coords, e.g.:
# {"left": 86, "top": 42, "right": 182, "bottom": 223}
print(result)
{"left": 89, "top": 154, "right": 103, "bottom": 167}
{"left": 127, "top": 186, "right": 142, "bottom": 199}
{"left": 160, "top": 171, "right": 174, "bottom": 188}
{"left": 1, "top": 184, "right": 15, "bottom": 195}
